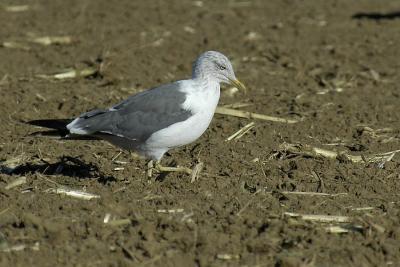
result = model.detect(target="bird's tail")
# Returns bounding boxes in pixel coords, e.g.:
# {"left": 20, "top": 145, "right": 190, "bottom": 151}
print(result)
{"left": 24, "top": 119, "right": 100, "bottom": 140}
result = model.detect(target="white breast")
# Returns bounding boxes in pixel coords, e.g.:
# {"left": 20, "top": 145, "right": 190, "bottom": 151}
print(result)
{"left": 145, "top": 80, "right": 220, "bottom": 150}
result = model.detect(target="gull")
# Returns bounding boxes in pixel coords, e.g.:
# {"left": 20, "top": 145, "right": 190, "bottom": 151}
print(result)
{"left": 26, "top": 51, "right": 246, "bottom": 176}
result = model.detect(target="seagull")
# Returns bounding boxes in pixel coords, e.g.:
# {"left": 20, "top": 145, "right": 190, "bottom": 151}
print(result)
{"left": 26, "top": 51, "right": 246, "bottom": 176}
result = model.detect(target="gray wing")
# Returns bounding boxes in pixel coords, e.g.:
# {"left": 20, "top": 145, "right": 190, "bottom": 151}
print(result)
{"left": 69, "top": 82, "right": 192, "bottom": 142}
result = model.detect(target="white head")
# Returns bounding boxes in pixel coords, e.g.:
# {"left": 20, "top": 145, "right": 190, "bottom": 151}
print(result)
{"left": 192, "top": 51, "right": 246, "bottom": 91}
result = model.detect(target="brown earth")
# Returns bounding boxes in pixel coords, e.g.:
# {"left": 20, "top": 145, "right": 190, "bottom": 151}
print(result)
{"left": 1, "top": 0, "right": 400, "bottom": 266}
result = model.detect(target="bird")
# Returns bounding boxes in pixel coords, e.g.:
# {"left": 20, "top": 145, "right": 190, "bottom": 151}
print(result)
{"left": 26, "top": 51, "right": 246, "bottom": 176}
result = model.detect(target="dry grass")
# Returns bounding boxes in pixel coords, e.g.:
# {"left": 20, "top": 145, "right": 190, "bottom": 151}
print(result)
{"left": 277, "top": 143, "right": 400, "bottom": 164}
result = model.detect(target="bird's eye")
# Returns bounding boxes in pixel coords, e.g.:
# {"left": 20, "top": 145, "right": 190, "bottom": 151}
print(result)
{"left": 218, "top": 65, "right": 226, "bottom": 70}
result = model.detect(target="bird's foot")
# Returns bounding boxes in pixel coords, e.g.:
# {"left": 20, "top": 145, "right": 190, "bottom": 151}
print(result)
{"left": 155, "top": 161, "right": 192, "bottom": 175}
{"left": 146, "top": 160, "right": 204, "bottom": 181}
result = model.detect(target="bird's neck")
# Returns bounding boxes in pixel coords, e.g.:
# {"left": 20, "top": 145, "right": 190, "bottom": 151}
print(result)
{"left": 182, "top": 78, "right": 220, "bottom": 115}
{"left": 192, "top": 76, "right": 220, "bottom": 91}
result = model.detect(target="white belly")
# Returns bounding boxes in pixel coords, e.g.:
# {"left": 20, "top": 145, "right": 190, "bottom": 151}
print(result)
{"left": 145, "top": 109, "right": 214, "bottom": 149}
{"left": 145, "top": 82, "right": 220, "bottom": 151}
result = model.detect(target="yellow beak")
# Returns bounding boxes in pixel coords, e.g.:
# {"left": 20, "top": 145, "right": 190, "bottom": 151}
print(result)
{"left": 229, "top": 78, "right": 247, "bottom": 93}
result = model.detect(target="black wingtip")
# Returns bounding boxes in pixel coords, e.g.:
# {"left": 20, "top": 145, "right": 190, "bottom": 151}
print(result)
{"left": 28, "top": 130, "right": 66, "bottom": 139}
{"left": 23, "top": 118, "right": 103, "bottom": 141}
{"left": 27, "top": 130, "right": 101, "bottom": 140}
{"left": 24, "top": 119, "right": 72, "bottom": 130}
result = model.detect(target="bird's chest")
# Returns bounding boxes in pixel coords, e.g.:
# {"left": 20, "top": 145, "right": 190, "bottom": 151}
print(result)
{"left": 146, "top": 86, "right": 220, "bottom": 149}
{"left": 184, "top": 85, "right": 220, "bottom": 128}
{"left": 174, "top": 87, "right": 220, "bottom": 143}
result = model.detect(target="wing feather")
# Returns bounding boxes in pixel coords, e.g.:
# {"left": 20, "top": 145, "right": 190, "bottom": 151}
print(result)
{"left": 67, "top": 82, "right": 192, "bottom": 142}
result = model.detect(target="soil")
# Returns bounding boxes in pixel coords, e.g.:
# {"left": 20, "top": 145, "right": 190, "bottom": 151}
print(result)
{"left": 1, "top": 0, "right": 400, "bottom": 266}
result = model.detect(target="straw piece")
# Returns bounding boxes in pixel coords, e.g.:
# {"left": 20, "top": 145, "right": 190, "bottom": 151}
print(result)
{"left": 1, "top": 41, "right": 30, "bottom": 50}
{"left": 45, "top": 187, "right": 100, "bottom": 200}
{"left": 217, "top": 254, "right": 240, "bottom": 260}
{"left": 225, "top": 122, "right": 255, "bottom": 141}
{"left": 222, "top": 102, "right": 254, "bottom": 109}
{"left": 113, "top": 160, "right": 128, "bottom": 165}
{"left": 284, "top": 212, "right": 351, "bottom": 223}
{"left": 36, "top": 68, "right": 97, "bottom": 80}
{"left": 215, "top": 107, "right": 298, "bottom": 123}
{"left": 352, "top": 207, "right": 375, "bottom": 211}
{"left": 157, "top": 208, "right": 184, "bottom": 214}
{"left": 279, "top": 143, "right": 400, "bottom": 164}
{"left": 28, "top": 36, "right": 73, "bottom": 46}
{"left": 1, "top": 242, "right": 40, "bottom": 252}
{"left": 3, "top": 5, "right": 30, "bottom": 12}
{"left": 103, "top": 213, "right": 111, "bottom": 224}
{"left": 274, "top": 191, "right": 347, "bottom": 197}
{"left": 103, "top": 214, "right": 131, "bottom": 226}
{"left": 325, "top": 225, "right": 363, "bottom": 233}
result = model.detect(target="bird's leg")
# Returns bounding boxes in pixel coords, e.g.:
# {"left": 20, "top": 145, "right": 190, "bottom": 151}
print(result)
{"left": 147, "top": 160, "right": 154, "bottom": 178}
{"left": 154, "top": 161, "right": 192, "bottom": 175}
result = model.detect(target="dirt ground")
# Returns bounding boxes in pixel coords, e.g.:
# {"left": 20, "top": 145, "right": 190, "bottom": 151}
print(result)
{"left": 1, "top": 0, "right": 400, "bottom": 266}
